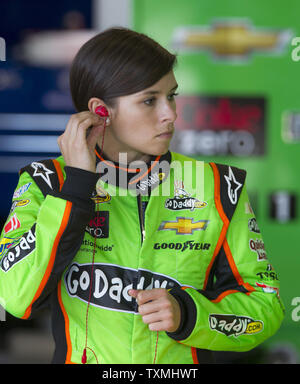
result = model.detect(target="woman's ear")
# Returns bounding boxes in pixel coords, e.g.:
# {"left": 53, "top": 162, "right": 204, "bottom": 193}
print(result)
{"left": 88, "top": 97, "right": 108, "bottom": 115}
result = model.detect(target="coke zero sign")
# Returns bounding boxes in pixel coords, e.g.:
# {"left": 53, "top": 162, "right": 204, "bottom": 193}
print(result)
{"left": 171, "top": 96, "right": 266, "bottom": 157}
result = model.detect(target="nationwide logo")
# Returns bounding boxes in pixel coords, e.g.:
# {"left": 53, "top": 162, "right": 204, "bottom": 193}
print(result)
{"left": 81, "top": 239, "right": 114, "bottom": 253}
{"left": 154, "top": 240, "right": 211, "bottom": 252}
{"left": 165, "top": 180, "right": 207, "bottom": 211}
{"left": 209, "top": 314, "right": 264, "bottom": 337}
{"left": 64, "top": 263, "right": 189, "bottom": 313}
{"left": 1, "top": 225, "right": 36, "bottom": 272}
{"left": 158, "top": 217, "right": 209, "bottom": 235}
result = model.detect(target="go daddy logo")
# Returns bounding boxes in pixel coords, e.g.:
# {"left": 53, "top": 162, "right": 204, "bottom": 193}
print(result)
{"left": 64, "top": 262, "right": 188, "bottom": 313}
{"left": 209, "top": 313, "right": 264, "bottom": 337}
{"left": 1, "top": 225, "right": 36, "bottom": 272}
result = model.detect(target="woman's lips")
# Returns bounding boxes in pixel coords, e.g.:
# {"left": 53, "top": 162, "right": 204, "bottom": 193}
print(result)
{"left": 156, "top": 131, "right": 173, "bottom": 139}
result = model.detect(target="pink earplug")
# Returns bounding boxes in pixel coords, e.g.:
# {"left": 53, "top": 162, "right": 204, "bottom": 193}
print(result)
{"left": 95, "top": 105, "right": 109, "bottom": 117}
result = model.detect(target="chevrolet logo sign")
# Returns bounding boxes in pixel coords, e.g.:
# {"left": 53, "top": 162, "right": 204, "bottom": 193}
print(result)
{"left": 172, "top": 20, "right": 292, "bottom": 58}
{"left": 158, "top": 217, "right": 209, "bottom": 235}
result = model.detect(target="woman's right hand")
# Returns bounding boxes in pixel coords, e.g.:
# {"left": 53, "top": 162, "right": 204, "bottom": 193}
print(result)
{"left": 57, "top": 111, "right": 106, "bottom": 173}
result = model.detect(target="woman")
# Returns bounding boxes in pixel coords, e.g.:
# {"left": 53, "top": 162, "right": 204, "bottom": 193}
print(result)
{"left": 0, "top": 27, "right": 284, "bottom": 364}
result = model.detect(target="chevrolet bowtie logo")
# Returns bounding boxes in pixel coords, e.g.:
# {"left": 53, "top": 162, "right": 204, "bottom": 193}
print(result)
{"left": 172, "top": 21, "right": 291, "bottom": 57}
{"left": 158, "top": 218, "right": 209, "bottom": 235}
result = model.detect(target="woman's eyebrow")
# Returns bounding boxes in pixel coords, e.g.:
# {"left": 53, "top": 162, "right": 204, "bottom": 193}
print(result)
{"left": 139, "top": 83, "right": 178, "bottom": 96}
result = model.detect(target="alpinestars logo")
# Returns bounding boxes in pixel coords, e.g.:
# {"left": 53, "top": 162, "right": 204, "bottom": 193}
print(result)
{"left": 64, "top": 263, "right": 186, "bottom": 313}
{"left": 31, "top": 162, "right": 54, "bottom": 189}
{"left": 224, "top": 167, "right": 242, "bottom": 205}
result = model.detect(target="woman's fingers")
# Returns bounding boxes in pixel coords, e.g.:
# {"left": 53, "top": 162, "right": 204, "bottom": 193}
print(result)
{"left": 58, "top": 111, "right": 106, "bottom": 172}
{"left": 129, "top": 288, "right": 181, "bottom": 333}
{"left": 63, "top": 112, "right": 104, "bottom": 142}
{"left": 86, "top": 124, "right": 104, "bottom": 151}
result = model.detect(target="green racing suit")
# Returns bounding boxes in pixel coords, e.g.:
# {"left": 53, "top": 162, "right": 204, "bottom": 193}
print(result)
{"left": 0, "top": 149, "right": 284, "bottom": 364}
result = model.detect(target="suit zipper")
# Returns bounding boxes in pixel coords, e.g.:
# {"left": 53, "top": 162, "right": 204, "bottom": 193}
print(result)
{"left": 137, "top": 195, "right": 145, "bottom": 244}
{"left": 134, "top": 195, "right": 145, "bottom": 310}
{"left": 137, "top": 194, "right": 159, "bottom": 363}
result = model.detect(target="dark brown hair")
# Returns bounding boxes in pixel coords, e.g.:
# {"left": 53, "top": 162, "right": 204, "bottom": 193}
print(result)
{"left": 69, "top": 27, "right": 177, "bottom": 111}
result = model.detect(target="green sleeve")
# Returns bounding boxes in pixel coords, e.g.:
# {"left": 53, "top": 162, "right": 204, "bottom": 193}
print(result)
{"left": 0, "top": 171, "right": 70, "bottom": 318}
{"left": 168, "top": 184, "right": 285, "bottom": 352}
{"left": 0, "top": 164, "right": 98, "bottom": 319}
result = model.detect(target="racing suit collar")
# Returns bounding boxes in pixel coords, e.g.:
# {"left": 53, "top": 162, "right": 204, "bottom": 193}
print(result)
{"left": 94, "top": 144, "right": 171, "bottom": 194}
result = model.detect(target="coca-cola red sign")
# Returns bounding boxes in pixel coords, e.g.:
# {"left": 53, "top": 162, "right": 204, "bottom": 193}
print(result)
{"left": 171, "top": 96, "right": 266, "bottom": 156}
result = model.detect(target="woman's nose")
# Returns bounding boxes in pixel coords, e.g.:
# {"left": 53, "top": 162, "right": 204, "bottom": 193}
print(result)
{"left": 160, "top": 102, "right": 177, "bottom": 124}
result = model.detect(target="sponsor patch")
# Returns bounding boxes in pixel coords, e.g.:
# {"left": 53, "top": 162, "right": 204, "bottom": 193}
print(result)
{"left": 92, "top": 180, "right": 111, "bottom": 204}
{"left": 256, "top": 282, "right": 280, "bottom": 298}
{"left": 154, "top": 240, "right": 211, "bottom": 252}
{"left": 245, "top": 202, "right": 254, "bottom": 215}
{"left": 13, "top": 183, "right": 32, "bottom": 199}
{"left": 256, "top": 264, "right": 279, "bottom": 281}
{"left": 85, "top": 211, "right": 109, "bottom": 238}
{"left": 165, "top": 180, "right": 207, "bottom": 211}
{"left": 64, "top": 263, "right": 186, "bottom": 313}
{"left": 9, "top": 199, "right": 30, "bottom": 215}
{"left": 0, "top": 237, "right": 19, "bottom": 257}
{"left": 0, "top": 225, "right": 36, "bottom": 272}
{"left": 158, "top": 217, "right": 209, "bottom": 235}
{"left": 248, "top": 218, "right": 260, "bottom": 233}
{"left": 4, "top": 213, "right": 21, "bottom": 234}
{"left": 249, "top": 238, "right": 267, "bottom": 261}
{"left": 136, "top": 172, "right": 163, "bottom": 191}
{"left": 81, "top": 239, "right": 114, "bottom": 253}
{"left": 209, "top": 314, "right": 264, "bottom": 337}
{"left": 165, "top": 198, "right": 207, "bottom": 211}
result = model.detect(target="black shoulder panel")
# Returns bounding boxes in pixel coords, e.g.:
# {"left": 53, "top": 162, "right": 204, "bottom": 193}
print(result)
{"left": 212, "top": 163, "right": 246, "bottom": 221}
{"left": 20, "top": 159, "right": 60, "bottom": 197}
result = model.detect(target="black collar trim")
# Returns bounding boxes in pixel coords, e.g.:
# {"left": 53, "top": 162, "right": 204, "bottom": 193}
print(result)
{"left": 94, "top": 145, "right": 171, "bottom": 194}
